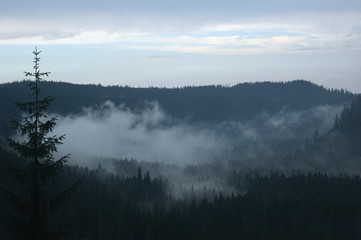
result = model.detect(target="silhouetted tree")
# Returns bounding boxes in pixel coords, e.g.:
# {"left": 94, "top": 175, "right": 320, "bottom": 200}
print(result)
{"left": 1, "top": 48, "right": 77, "bottom": 240}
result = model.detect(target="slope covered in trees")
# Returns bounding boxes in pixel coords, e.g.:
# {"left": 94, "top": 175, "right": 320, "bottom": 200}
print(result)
{"left": 0, "top": 80, "right": 355, "bottom": 136}
{"left": 1, "top": 77, "right": 361, "bottom": 239}
{"left": 292, "top": 95, "right": 361, "bottom": 172}
{"left": 2, "top": 147, "right": 361, "bottom": 240}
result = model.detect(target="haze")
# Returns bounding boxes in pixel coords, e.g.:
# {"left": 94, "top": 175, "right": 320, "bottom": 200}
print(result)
{"left": 47, "top": 100, "right": 343, "bottom": 169}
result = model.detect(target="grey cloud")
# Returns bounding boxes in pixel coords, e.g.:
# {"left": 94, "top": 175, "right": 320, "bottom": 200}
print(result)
{"left": 3, "top": 0, "right": 360, "bottom": 17}
{"left": 208, "top": 104, "right": 344, "bottom": 162}
{"left": 219, "top": 104, "right": 342, "bottom": 141}
{"left": 34, "top": 101, "right": 348, "bottom": 196}
{"left": 1, "top": 0, "right": 360, "bottom": 53}
{"left": 50, "top": 101, "right": 343, "bottom": 170}
{"left": 2, "top": 0, "right": 360, "bottom": 31}
{"left": 53, "top": 101, "right": 230, "bottom": 166}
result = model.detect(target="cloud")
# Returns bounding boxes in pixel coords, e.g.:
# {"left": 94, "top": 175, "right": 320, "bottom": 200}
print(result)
{"left": 1, "top": 2, "right": 360, "bottom": 55}
{"left": 52, "top": 101, "right": 230, "bottom": 166}
{"left": 2, "top": 0, "right": 361, "bottom": 18}
{"left": 252, "top": 105, "right": 341, "bottom": 139}
{"left": 48, "top": 100, "right": 344, "bottom": 170}
{"left": 207, "top": 104, "right": 345, "bottom": 162}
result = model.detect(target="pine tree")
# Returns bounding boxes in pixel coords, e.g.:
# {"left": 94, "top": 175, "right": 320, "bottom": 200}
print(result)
{"left": 1, "top": 48, "right": 78, "bottom": 240}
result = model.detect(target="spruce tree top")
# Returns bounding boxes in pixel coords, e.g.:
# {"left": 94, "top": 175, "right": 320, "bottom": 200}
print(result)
{"left": 2, "top": 48, "right": 77, "bottom": 240}
{"left": 7, "top": 48, "right": 68, "bottom": 168}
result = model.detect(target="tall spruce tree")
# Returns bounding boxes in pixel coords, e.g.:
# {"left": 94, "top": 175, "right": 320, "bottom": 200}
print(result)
{"left": 1, "top": 48, "right": 77, "bottom": 240}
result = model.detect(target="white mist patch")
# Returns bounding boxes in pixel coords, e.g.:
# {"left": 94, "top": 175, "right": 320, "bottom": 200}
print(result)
{"left": 232, "top": 104, "right": 344, "bottom": 141}
{"left": 53, "top": 101, "right": 229, "bottom": 166}
{"left": 50, "top": 101, "right": 344, "bottom": 168}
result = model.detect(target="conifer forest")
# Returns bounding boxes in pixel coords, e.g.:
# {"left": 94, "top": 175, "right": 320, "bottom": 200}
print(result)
{"left": 1, "top": 49, "right": 361, "bottom": 240}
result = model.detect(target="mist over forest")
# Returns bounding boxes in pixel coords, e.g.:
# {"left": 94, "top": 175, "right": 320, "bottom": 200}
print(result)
{"left": 1, "top": 80, "right": 361, "bottom": 239}
{"left": 2, "top": 0, "right": 361, "bottom": 235}
{"left": 2, "top": 80, "right": 357, "bottom": 184}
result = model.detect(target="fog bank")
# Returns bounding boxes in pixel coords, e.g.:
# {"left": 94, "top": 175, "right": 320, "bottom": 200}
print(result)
{"left": 51, "top": 101, "right": 343, "bottom": 168}
{"left": 53, "top": 101, "right": 230, "bottom": 166}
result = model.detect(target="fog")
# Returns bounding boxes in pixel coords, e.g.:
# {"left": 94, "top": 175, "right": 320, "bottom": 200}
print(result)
{"left": 53, "top": 101, "right": 231, "bottom": 166}
{"left": 51, "top": 101, "right": 343, "bottom": 170}
{"left": 6, "top": 100, "right": 344, "bottom": 197}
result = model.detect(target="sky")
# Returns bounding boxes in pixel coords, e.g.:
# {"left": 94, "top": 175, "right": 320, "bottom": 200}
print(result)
{"left": 0, "top": 0, "right": 361, "bottom": 92}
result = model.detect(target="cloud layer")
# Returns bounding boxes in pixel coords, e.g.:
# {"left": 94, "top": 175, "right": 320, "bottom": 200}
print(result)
{"left": 1, "top": 17, "right": 360, "bottom": 55}
{"left": 49, "top": 101, "right": 343, "bottom": 167}
{"left": 53, "top": 101, "right": 230, "bottom": 166}
{"left": 1, "top": 0, "right": 360, "bottom": 93}
{"left": 1, "top": 0, "right": 361, "bottom": 55}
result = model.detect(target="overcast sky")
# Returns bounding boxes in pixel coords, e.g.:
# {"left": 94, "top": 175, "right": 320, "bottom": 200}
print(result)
{"left": 1, "top": 0, "right": 360, "bottom": 92}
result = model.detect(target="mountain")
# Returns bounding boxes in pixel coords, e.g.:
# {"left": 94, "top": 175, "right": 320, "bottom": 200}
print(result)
{"left": 1, "top": 80, "right": 360, "bottom": 239}
{"left": 0, "top": 80, "right": 355, "bottom": 135}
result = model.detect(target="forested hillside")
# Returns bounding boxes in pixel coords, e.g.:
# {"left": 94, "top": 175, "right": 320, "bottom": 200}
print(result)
{"left": 2, "top": 147, "right": 361, "bottom": 240}
{"left": 1, "top": 80, "right": 360, "bottom": 239}
{"left": 0, "top": 80, "right": 355, "bottom": 136}
{"left": 293, "top": 95, "right": 361, "bottom": 172}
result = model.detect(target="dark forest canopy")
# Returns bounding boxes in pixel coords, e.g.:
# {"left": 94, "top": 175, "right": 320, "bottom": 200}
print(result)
{"left": 1, "top": 47, "right": 360, "bottom": 240}
{"left": 0, "top": 80, "right": 356, "bottom": 135}
{"left": 2, "top": 147, "right": 361, "bottom": 240}
{"left": 293, "top": 95, "right": 361, "bottom": 172}
{"left": 0, "top": 79, "right": 361, "bottom": 239}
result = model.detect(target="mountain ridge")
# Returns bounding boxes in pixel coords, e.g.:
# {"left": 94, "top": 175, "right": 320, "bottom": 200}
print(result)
{"left": 0, "top": 80, "right": 356, "bottom": 137}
